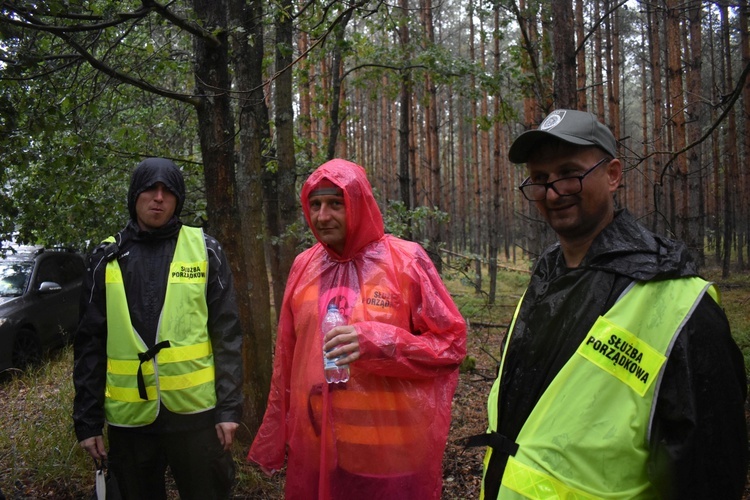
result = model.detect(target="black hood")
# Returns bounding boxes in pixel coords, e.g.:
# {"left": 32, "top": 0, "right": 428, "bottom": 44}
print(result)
{"left": 127, "top": 158, "right": 186, "bottom": 222}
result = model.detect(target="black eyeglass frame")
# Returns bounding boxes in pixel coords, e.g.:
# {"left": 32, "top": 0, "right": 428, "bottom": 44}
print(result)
{"left": 518, "top": 157, "right": 612, "bottom": 202}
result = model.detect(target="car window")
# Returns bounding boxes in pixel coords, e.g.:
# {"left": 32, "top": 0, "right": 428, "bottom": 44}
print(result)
{"left": 59, "top": 255, "right": 85, "bottom": 285}
{"left": 0, "top": 261, "right": 32, "bottom": 297}
{"left": 35, "top": 258, "right": 64, "bottom": 287}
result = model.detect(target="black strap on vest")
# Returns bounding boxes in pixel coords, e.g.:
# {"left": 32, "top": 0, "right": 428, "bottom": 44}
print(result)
{"left": 461, "top": 431, "right": 518, "bottom": 499}
{"left": 136, "top": 340, "right": 171, "bottom": 400}
{"left": 101, "top": 241, "right": 120, "bottom": 262}
{"left": 460, "top": 431, "right": 519, "bottom": 456}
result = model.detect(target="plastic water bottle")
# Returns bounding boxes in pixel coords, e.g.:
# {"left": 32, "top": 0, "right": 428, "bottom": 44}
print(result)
{"left": 321, "top": 303, "right": 350, "bottom": 384}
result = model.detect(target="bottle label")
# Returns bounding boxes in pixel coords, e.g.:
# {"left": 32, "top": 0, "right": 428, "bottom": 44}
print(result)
{"left": 324, "top": 353, "right": 339, "bottom": 370}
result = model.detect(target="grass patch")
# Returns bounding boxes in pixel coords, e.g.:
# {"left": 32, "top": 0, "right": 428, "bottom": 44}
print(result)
{"left": 443, "top": 258, "right": 529, "bottom": 324}
{"left": 441, "top": 257, "right": 532, "bottom": 372}
{"left": 0, "top": 347, "right": 91, "bottom": 497}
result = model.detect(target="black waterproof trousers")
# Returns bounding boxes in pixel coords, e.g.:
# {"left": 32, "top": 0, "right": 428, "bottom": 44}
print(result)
{"left": 107, "top": 425, "right": 234, "bottom": 500}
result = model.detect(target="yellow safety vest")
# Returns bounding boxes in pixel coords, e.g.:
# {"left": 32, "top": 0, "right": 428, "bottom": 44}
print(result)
{"left": 104, "top": 226, "right": 216, "bottom": 427}
{"left": 482, "top": 277, "right": 718, "bottom": 499}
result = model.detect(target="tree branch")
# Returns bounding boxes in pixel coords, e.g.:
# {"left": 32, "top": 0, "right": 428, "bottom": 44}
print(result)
{"left": 340, "top": 62, "right": 430, "bottom": 81}
{"left": 656, "top": 59, "right": 750, "bottom": 186}
{"left": 0, "top": 2, "right": 153, "bottom": 33}
{"left": 144, "top": 0, "right": 222, "bottom": 48}
{"left": 0, "top": 2, "right": 204, "bottom": 106}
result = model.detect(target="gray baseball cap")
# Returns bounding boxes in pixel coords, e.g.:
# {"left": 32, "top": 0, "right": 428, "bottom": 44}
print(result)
{"left": 508, "top": 109, "right": 617, "bottom": 163}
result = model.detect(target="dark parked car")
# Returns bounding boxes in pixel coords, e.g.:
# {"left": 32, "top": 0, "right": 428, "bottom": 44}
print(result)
{"left": 0, "top": 245, "right": 85, "bottom": 372}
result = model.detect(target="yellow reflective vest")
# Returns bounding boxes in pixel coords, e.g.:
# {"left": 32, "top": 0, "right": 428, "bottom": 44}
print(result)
{"left": 104, "top": 226, "right": 216, "bottom": 427}
{"left": 482, "top": 277, "right": 718, "bottom": 499}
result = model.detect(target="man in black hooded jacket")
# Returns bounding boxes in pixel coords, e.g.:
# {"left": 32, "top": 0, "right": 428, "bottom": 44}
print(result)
{"left": 477, "top": 110, "right": 747, "bottom": 499}
{"left": 73, "top": 158, "right": 243, "bottom": 499}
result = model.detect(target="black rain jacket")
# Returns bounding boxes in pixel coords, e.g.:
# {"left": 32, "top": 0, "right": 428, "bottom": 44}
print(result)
{"left": 484, "top": 209, "right": 747, "bottom": 499}
{"left": 73, "top": 159, "right": 242, "bottom": 440}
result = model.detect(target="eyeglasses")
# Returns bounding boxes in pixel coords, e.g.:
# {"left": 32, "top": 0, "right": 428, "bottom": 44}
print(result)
{"left": 518, "top": 157, "right": 611, "bottom": 201}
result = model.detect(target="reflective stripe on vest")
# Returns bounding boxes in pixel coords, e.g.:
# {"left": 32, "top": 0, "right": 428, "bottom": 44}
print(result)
{"left": 483, "top": 277, "right": 715, "bottom": 499}
{"left": 104, "top": 226, "right": 216, "bottom": 427}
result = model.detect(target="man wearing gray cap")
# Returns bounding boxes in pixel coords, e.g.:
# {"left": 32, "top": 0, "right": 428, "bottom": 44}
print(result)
{"left": 73, "top": 158, "right": 243, "bottom": 499}
{"left": 474, "top": 110, "right": 747, "bottom": 498}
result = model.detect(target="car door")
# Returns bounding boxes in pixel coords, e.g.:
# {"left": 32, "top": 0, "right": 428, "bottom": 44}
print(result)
{"left": 57, "top": 254, "right": 85, "bottom": 335}
{"left": 29, "top": 255, "right": 68, "bottom": 348}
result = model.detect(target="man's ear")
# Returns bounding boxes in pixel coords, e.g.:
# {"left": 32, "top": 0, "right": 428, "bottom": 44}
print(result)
{"left": 607, "top": 158, "right": 623, "bottom": 193}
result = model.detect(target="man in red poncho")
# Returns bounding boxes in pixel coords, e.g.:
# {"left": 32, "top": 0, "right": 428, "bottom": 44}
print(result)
{"left": 248, "top": 159, "right": 467, "bottom": 499}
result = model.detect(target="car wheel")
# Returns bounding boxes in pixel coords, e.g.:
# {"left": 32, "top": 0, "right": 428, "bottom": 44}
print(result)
{"left": 12, "top": 328, "right": 43, "bottom": 369}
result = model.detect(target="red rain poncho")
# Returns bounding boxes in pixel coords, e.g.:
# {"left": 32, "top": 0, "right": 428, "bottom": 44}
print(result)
{"left": 248, "top": 159, "right": 467, "bottom": 499}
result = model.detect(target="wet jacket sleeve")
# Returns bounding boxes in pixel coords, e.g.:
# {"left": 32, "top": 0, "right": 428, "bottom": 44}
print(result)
{"left": 205, "top": 237, "right": 244, "bottom": 424}
{"left": 356, "top": 246, "right": 467, "bottom": 380}
{"left": 72, "top": 248, "right": 109, "bottom": 442}
{"left": 648, "top": 294, "right": 748, "bottom": 498}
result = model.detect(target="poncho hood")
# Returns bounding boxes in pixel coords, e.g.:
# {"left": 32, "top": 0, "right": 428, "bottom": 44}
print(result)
{"left": 300, "top": 159, "right": 385, "bottom": 260}
{"left": 127, "top": 157, "right": 186, "bottom": 222}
